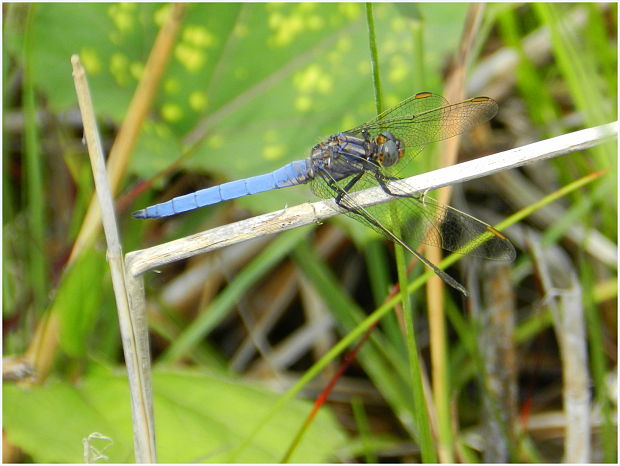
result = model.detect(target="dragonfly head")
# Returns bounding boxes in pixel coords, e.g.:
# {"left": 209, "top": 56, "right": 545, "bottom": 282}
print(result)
{"left": 375, "top": 131, "right": 404, "bottom": 167}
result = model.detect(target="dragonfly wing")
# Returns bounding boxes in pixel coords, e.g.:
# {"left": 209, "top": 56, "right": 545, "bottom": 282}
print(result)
{"left": 311, "top": 170, "right": 471, "bottom": 295}
{"left": 350, "top": 92, "right": 449, "bottom": 129}
{"left": 312, "top": 171, "right": 515, "bottom": 262}
{"left": 376, "top": 177, "right": 516, "bottom": 261}
{"left": 345, "top": 93, "right": 498, "bottom": 176}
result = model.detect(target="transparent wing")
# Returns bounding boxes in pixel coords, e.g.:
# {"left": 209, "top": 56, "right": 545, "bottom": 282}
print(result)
{"left": 311, "top": 170, "right": 515, "bottom": 261}
{"left": 386, "top": 178, "right": 515, "bottom": 260}
{"left": 345, "top": 92, "right": 498, "bottom": 175}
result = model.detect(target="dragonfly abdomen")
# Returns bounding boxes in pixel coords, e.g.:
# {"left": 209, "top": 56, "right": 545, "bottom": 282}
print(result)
{"left": 133, "top": 159, "right": 312, "bottom": 219}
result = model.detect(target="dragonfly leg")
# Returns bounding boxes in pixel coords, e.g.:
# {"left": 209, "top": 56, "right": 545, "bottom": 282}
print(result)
{"left": 332, "top": 172, "right": 364, "bottom": 206}
{"left": 374, "top": 173, "right": 419, "bottom": 200}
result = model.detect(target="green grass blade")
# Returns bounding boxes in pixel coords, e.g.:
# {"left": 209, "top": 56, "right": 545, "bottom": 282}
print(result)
{"left": 363, "top": 242, "right": 404, "bottom": 350}
{"left": 351, "top": 396, "right": 378, "bottom": 463}
{"left": 497, "top": 8, "right": 560, "bottom": 129}
{"left": 23, "top": 5, "right": 47, "bottom": 312}
{"left": 534, "top": 4, "right": 616, "bottom": 167}
{"left": 365, "top": 3, "right": 383, "bottom": 114}
{"left": 394, "top": 243, "right": 437, "bottom": 462}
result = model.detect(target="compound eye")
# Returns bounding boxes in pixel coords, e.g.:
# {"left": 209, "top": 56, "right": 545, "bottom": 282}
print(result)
{"left": 384, "top": 153, "right": 397, "bottom": 166}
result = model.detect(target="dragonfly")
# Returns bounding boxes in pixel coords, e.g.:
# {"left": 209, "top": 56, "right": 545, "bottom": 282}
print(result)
{"left": 134, "top": 92, "right": 516, "bottom": 295}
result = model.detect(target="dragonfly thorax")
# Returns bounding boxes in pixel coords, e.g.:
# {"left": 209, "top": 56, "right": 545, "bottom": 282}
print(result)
{"left": 309, "top": 133, "right": 372, "bottom": 181}
{"left": 308, "top": 130, "right": 405, "bottom": 183}
{"left": 373, "top": 131, "right": 404, "bottom": 167}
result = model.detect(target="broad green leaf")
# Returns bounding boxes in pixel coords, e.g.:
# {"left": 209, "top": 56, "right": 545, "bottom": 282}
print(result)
{"left": 27, "top": 3, "right": 160, "bottom": 117}
{"left": 4, "top": 369, "right": 347, "bottom": 463}
{"left": 4, "top": 376, "right": 129, "bottom": 462}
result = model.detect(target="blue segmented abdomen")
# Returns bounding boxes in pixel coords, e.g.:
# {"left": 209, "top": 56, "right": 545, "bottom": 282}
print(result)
{"left": 133, "top": 159, "right": 312, "bottom": 219}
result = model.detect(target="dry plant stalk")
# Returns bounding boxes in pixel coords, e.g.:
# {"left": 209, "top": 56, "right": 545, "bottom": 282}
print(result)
{"left": 528, "top": 235, "right": 590, "bottom": 462}
{"left": 71, "top": 56, "right": 156, "bottom": 464}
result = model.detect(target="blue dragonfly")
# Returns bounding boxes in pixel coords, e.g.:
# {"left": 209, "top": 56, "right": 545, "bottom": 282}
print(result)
{"left": 134, "top": 92, "right": 515, "bottom": 295}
